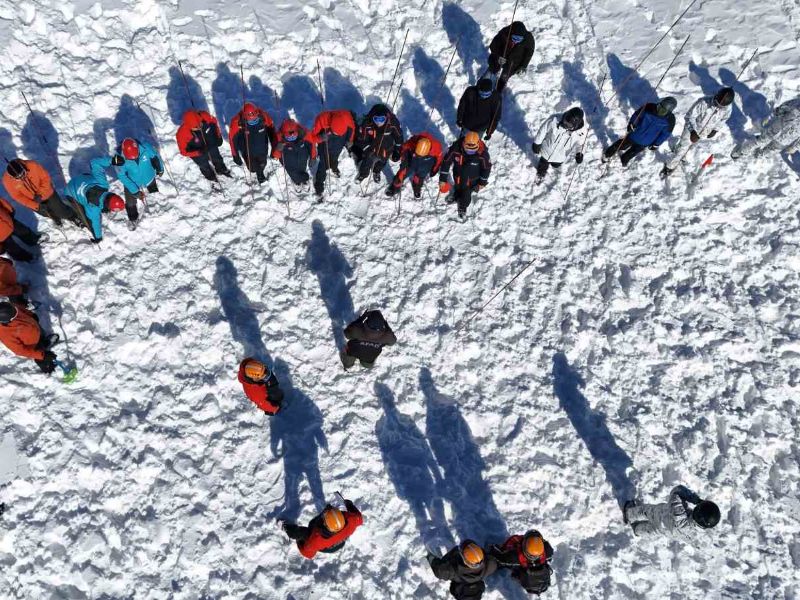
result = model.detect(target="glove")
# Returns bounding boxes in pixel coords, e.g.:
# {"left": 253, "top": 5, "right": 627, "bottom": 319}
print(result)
{"left": 111, "top": 154, "right": 124, "bottom": 166}
{"left": 690, "top": 130, "right": 700, "bottom": 143}
{"left": 150, "top": 157, "right": 162, "bottom": 173}
{"left": 575, "top": 152, "right": 584, "bottom": 164}
{"left": 439, "top": 181, "right": 451, "bottom": 194}
{"left": 91, "top": 238, "right": 102, "bottom": 244}
{"left": 531, "top": 142, "right": 541, "bottom": 154}
{"left": 708, "top": 130, "right": 718, "bottom": 139}
{"left": 484, "top": 133, "right": 492, "bottom": 141}
{"left": 344, "top": 499, "right": 357, "bottom": 512}
{"left": 498, "top": 56, "right": 507, "bottom": 66}
{"left": 36, "top": 351, "right": 57, "bottom": 374}
{"left": 391, "top": 149, "right": 401, "bottom": 162}
{"left": 233, "top": 155, "right": 243, "bottom": 166}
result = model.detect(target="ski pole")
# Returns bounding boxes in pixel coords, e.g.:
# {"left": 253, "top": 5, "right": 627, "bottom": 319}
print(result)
{"left": 239, "top": 64, "right": 256, "bottom": 202}
{"left": 316, "top": 59, "right": 334, "bottom": 195}
{"left": 426, "top": 46, "right": 458, "bottom": 123}
{"left": 272, "top": 90, "right": 292, "bottom": 219}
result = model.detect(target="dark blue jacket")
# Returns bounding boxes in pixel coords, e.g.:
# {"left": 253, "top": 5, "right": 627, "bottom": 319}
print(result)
{"left": 628, "top": 103, "right": 676, "bottom": 147}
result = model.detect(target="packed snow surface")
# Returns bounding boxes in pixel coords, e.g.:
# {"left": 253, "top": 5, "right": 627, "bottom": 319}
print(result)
{"left": 0, "top": 0, "right": 799, "bottom": 598}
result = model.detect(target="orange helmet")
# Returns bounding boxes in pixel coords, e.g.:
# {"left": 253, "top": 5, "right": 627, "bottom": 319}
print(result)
{"left": 459, "top": 540, "right": 484, "bottom": 568}
{"left": 462, "top": 131, "right": 480, "bottom": 152}
{"left": 243, "top": 358, "right": 267, "bottom": 381}
{"left": 322, "top": 507, "right": 346, "bottom": 533}
{"left": 522, "top": 531, "right": 545, "bottom": 561}
{"left": 415, "top": 137, "right": 432, "bottom": 157}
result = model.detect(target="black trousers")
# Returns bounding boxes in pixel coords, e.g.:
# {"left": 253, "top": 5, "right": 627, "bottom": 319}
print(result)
{"left": 453, "top": 185, "right": 477, "bottom": 214}
{"left": 604, "top": 138, "right": 646, "bottom": 167}
{"left": 314, "top": 138, "right": 346, "bottom": 188}
{"left": 123, "top": 181, "right": 158, "bottom": 222}
{"left": 283, "top": 523, "right": 310, "bottom": 541}
{"left": 535, "top": 159, "right": 562, "bottom": 178}
{"left": 285, "top": 167, "right": 309, "bottom": 186}
{"left": 357, "top": 152, "right": 386, "bottom": 180}
{"left": 37, "top": 192, "right": 77, "bottom": 226}
{"left": 1, "top": 219, "right": 38, "bottom": 261}
{"left": 192, "top": 146, "right": 228, "bottom": 181}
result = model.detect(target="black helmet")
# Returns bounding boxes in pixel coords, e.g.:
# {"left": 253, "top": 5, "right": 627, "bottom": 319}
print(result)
{"left": 510, "top": 21, "right": 527, "bottom": 36}
{"left": 561, "top": 107, "right": 585, "bottom": 131}
{"left": 477, "top": 78, "right": 493, "bottom": 94}
{"left": 6, "top": 159, "right": 25, "bottom": 179}
{"left": 364, "top": 311, "right": 387, "bottom": 332}
{"left": 656, "top": 97, "right": 677, "bottom": 115}
{"left": 714, "top": 87, "right": 735, "bottom": 107}
{"left": 0, "top": 302, "right": 17, "bottom": 325}
{"left": 692, "top": 500, "right": 720, "bottom": 529}
{"left": 371, "top": 103, "right": 390, "bottom": 118}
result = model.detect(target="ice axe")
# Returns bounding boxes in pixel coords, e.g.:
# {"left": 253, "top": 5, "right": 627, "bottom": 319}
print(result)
{"left": 54, "top": 360, "right": 78, "bottom": 384}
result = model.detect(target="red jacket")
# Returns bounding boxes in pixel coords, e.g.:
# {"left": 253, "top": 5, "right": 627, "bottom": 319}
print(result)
{"left": 0, "top": 198, "right": 14, "bottom": 242}
{"left": 271, "top": 120, "right": 317, "bottom": 161}
{"left": 498, "top": 535, "right": 552, "bottom": 568}
{"left": 298, "top": 506, "right": 363, "bottom": 559}
{"left": 400, "top": 133, "right": 444, "bottom": 171}
{"left": 176, "top": 111, "right": 222, "bottom": 158}
{"left": 309, "top": 110, "right": 356, "bottom": 145}
{"left": 229, "top": 107, "right": 275, "bottom": 156}
{"left": 0, "top": 305, "right": 43, "bottom": 360}
{"left": 0, "top": 258, "right": 23, "bottom": 298}
{"left": 238, "top": 361, "right": 281, "bottom": 414}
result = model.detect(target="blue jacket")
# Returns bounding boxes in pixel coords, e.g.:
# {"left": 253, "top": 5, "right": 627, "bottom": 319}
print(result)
{"left": 65, "top": 157, "right": 114, "bottom": 241}
{"left": 628, "top": 103, "right": 676, "bottom": 147}
{"left": 115, "top": 141, "right": 164, "bottom": 194}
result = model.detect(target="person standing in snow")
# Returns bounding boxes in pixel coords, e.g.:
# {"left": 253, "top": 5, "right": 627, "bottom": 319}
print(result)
{"left": 428, "top": 540, "right": 499, "bottom": 600}
{"left": 0, "top": 301, "right": 58, "bottom": 374}
{"left": 176, "top": 110, "right": 232, "bottom": 183}
{"left": 662, "top": 87, "right": 734, "bottom": 177}
{"left": 351, "top": 104, "right": 404, "bottom": 184}
{"left": 0, "top": 257, "right": 27, "bottom": 305}
{"left": 490, "top": 530, "right": 554, "bottom": 595}
{"left": 456, "top": 78, "right": 503, "bottom": 140}
{"left": 310, "top": 109, "right": 357, "bottom": 198}
{"left": 340, "top": 309, "right": 397, "bottom": 370}
{"left": 272, "top": 119, "right": 316, "bottom": 190}
{"left": 731, "top": 97, "right": 800, "bottom": 160}
{"left": 229, "top": 102, "right": 274, "bottom": 184}
{"left": 2, "top": 159, "right": 78, "bottom": 227}
{"left": 238, "top": 358, "right": 284, "bottom": 415}
{"left": 385, "top": 133, "right": 444, "bottom": 198}
{"left": 531, "top": 107, "right": 585, "bottom": 184}
{"left": 0, "top": 197, "right": 40, "bottom": 262}
{"left": 439, "top": 132, "right": 492, "bottom": 220}
{"left": 280, "top": 499, "right": 363, "bottom": 559}
{"left": 64, "top": 157, "right": 126, "bottom": 243}
{"left": 603, "top": 97, "right": 677, "bottom": 167}
{"left": 112, "top": 138, "right": 164, "bottom": 228}
{"left": 487, "top": 21, "right": 535, "bottom": 93}
{"left": 623, "top": 485, "right": 720, "bottom": 540}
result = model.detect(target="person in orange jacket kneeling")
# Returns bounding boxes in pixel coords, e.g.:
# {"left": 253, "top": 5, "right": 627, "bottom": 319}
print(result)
{"left": 0, "top": 258, "right": 26, "bottom": 304}
{"left": 281, "top": 499, "right": 363, "bottom": 559}
{"left": 238, "top": 358, "right": 284, "bottom": 415}
{"left": 0, "top": 301, "right": 58, "bottom": 373}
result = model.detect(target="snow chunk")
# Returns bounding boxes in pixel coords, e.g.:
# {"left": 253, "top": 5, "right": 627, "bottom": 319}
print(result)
{"left": 18, "top": 3, "right": 36, "bottom": 25}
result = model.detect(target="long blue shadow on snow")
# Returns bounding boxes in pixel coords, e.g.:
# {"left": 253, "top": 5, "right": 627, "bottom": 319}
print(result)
{"left": 248, "top": 76, "right": 281, "bottom": 120}
{"left": 69, "top": 118, "right": 113, "bottom": 180}
{"left": 304, "top": 220, "right": 355, "bottom": 351}
{"left": 166, "top": 66, "right": 209, "bottom": 127}
{"left": 496, "top": 89, "right": 533, "bottom": 155}
{"left": 21, "top": 111, "right": 67, "bottom": 190}
{"left": 281, "top": 74, "right": 321, "bottom": 128}
{"left": 212, "top": 255, "right": 327, "bottom": 522}
{"left": 375, "top": 382, "right": 453, "bottom": 548}
{"left": 421, "top": 367, "right": 527, "bottom": 600}
{"left": 562, "top": 60, "right": 613, "bottom": 148}
{"left": 413, "top": 47, "right": 459, "bottom": 139}
{"left": 687, "top": 62, "right": 749, "bottom": 145}
{"left": 719, "top": 66, "right": 771, "bottom": 141}
{"left": 397, "top": 90, "right": 443, "bottom": 143}
{"left": 442, "top": 2, "right": 488, "bottom": 83}
{"left": 552, "top": 352, "right": 634, "bottom": 509}
{"left": 0, "top": 128, "right": 17, "bottom": 202}
{"left": 606, "top": 53, "right": 657, "bottom": 112}
{"left": 114, "top": 94, "right": 158, "bottom": 149}
{"left": 323, "top": 67, "right": 367, "bottom": 118}
{"left": 211, "top": 62, "right": 241, "bottom": 139}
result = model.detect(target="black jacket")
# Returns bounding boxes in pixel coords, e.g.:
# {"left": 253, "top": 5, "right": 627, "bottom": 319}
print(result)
{"left": 440, "top": 140, "right": 492, "bottom": 189}
{"left": 489, "top": 23, "right": 535, "bottom": 76}
{"left": 429, "top": 547, "right": 499, "bottom": 600}
{"left": 232, "top": 118, "right": 271, "bottom": 162}
{"left": 457, "top": 86, "right": 503, "bottom": 134}
{"left": 354, "top": 107, "right": 404, "bottom": 160}
{"left": 343, "top": 310, "right": 397, "bottom": 363}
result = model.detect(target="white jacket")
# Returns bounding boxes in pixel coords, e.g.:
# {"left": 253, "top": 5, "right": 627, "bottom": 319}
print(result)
{"left": 533, "top": 116, "right": 580, "bottom": 164}
{"left": 684, "top": 96, "right": 732, "bottom": 137}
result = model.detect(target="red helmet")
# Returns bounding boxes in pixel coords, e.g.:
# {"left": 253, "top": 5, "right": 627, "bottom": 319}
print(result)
{"left": 243, "top": 102, "right": 260, "bottom": 121}
{"left": 121, "top": 138, "right": 139, "bottom": 160}
{"left": 107, "top": 194, "right": 125, "bottom": 212}
{"left": 282, "top": 120, "right": 300, "bottom": 142}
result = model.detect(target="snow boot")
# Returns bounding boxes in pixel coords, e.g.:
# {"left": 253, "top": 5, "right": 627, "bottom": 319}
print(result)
{"left": 622, "top": 500, "right": 637, "bottom": 525}
{"left": 660, "top": 165, "right": 674, "bottom": 179}
{"left": 372, "top": 170, "right": 382, "bottom": 183}
{"left": 314, "top": 180, "right": 325, "bottom": 198}
{"left": 385, "top": 185, "right": 397, "bottom": 197}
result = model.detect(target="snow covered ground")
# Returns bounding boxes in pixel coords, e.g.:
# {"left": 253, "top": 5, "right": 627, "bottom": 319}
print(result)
{"left": 0, "top": 0, "right": 799, "bottom": 597}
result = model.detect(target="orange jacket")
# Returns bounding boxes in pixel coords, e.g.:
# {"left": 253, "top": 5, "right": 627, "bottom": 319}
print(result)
{"left": 0, "top": 305, "right": 43, "bottom": 360}
{"left": 0, "top": 258, "right": 23, "bottom": 298}
{"left": 0, "top": 198, "right": 14, "bottom": 242}
{"left": 2, "top": 160, "right": 54, "bottom": 210}
{"left": 309, "top": 110, "right": 357, "bottom": 144}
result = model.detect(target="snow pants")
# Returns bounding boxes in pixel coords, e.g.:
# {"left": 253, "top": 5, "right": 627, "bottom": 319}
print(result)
{"left": 735, "top": 129, "right": 800, "bottom": 158}
{"left": 452, "top": 185, "right": 477, "bottom": 216}
{"left": 315, "top": 136, "right": 348, "bottom": 191}
{"left": 341, "top": 344, "right": 376, "bottom": 369}
{"left": 449, "top": 580, "right": 486, "bottom": 600}
{"left": 356, "top": 151, "right": 387, "bottom": 182}
{"left": 604, "top": 138, "right": 646, "bottom": 167}
{"left": 625, "top": 502, "right": 668, "bottom": 536}
{"left": 192, "top": 146, "right": 229, "bottom": 182}
{"left": 37, "top": 192, "right": 78, "bottom": 227}
{"left": 1, "top": 219, "right": 38, "bottom": 262}
{"left": 123, "top": 181, "right": 158, "bottom": 222}
{"left": 285, "top": 167, "right": 310, "bottom": 187}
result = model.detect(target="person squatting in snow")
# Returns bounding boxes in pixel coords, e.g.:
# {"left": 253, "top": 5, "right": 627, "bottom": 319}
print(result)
{"left": 490, "top": 530, "right": 554, "bottom": 595}
{"left": 176, "top": 109, "right": 233, "bottom": 183}
{"left": 238, "top": 358, "right": 284, "bottom": 415}
{"left": 428, "top": 540, "right": 499, "bottom": 600}
{"left": 230, "top": 102, "right": 274, "bottom": 184}
{"left": 531, "top": 106, "right": 585, "bottom": 183}
{"left": 385, "top": 133, "right": 444, "bottom": 198}
{"left": 624, "top": 485, "right": 720, "bottom": 540}
{"left": 64, "top": 157, "right": 126, "bottom": 243}
{"left": 281, "top": 499, "right": 363, "bottom": 559}
{"left": 439, "top": 132, "right": 492, "bottom": 219}
{"left": 731, "top": 97, "right": 800, "bottom": 159}
{"left": 604, "top": 97, "right": 677, "bottom": 167}
{"left": 663, "top": 87, "right": 734, "bottom": 176}
{"left": 340, "top": 309, "right": 397, "bottom": 370}
{"left": 0, "top": 301, "right": 58, "bottom": 374}
{"left": 112, "top": 138, "right": 164, "bottom": 229}
{"left": 0, "top": 196, "right": 41, "bottom": 263}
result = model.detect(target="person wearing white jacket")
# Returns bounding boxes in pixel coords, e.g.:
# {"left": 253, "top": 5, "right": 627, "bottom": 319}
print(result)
{"left": 531, "top": 107, "right": 585, "bottom": 183}
{"left": 624, "top": 485, "right": 721, "bottom": 542}
{"left": 663, "top": 87, "right": 734, "bottom": 175}
{"left": 732, "top": 97, "right": 800, "bottom": 159}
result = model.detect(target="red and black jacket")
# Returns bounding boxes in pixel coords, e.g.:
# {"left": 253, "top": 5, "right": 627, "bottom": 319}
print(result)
{"left": 310, "top": 110, "right": 357, "bottom": 146}
{"left": 237, "top": 360, "right": 283, "bottom": 415}
{"left": 228, "top": 107, "right": 274, "bottom": 163}
{"left": 439, "top": 139, "right": 492, "bottom": 189}
{"left": 176, "top": 110, "right": 223, "bottom": 158}
{"left": 396, "top": 133, "right": 444, "bottom": 182}
{"left": 272, "top": 120, "right": 316, "bottom": 174}
{"left": 298, "top": 502, "right": 363, "bottom": 559}
{"left": 354, "top": 106, "right": 404, "bottom": 160}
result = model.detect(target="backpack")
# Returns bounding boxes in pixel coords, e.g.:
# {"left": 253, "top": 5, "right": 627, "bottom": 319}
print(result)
{"left": 516, "top": 564, "right": 552, "bottom": 595}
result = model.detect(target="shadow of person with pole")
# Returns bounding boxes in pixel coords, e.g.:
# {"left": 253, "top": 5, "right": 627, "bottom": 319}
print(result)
{"left": 562, "top": 60, "right": 613, "bottom": 147}
{"left": 412, "top": 47, "right": 459, "bottom": 139}
{"left": 166, "top": 66, "right": 209, "bottom": 127}
{"left": 442, "top": 2, "right": 489, "bottom": 82}
{"left": 69, "top": 119, "right": 113, "bottom": 180}
{"left": 552, "top": 352, "right": 635, "bottom": 509}
{"left": 212, "top": 62, "right": 242, "bottom": 139}
{"left": 606, "top": 53, "right": 658, "bottom": 112}
{"left": 114, "top": 94, "right": 158, "bottom": 149}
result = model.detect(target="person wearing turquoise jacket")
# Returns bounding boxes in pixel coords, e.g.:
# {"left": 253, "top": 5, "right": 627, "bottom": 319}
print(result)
{"left": 112, "top": 138, "right": 164, "bottom": 227}
{"left": 64, "top": 157, "right": 125, "bottom": 243}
